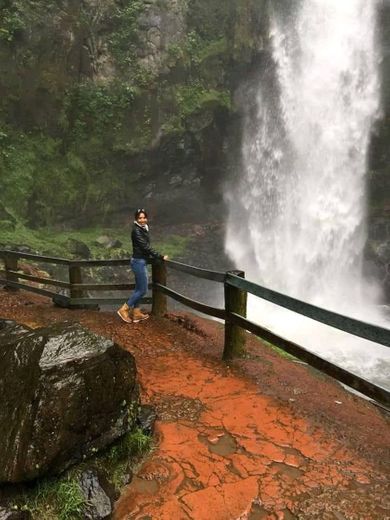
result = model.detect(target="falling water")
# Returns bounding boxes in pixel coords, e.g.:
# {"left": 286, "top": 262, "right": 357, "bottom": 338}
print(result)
{"left": 225, "top": 0, "right": 390, "bottom": 389}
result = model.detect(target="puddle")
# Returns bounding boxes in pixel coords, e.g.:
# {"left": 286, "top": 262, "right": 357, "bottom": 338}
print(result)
{"left": 131, "top": 476, "right": 159, "bottom": 495}
{"left": 175, "top": 476, "right": 204, "bottom": 495}
{"left": 199, "top": 431, "right": 237, "bottom": 456}
{"left": 271, "top": 462, "right": 303, "bottom": 480}
{"left": 284, "top": 446, "right": 305, "bottom": 458}
{"left": 228, "top": 461, "right": 242, "bottom": 476}
{"left": 248, "top": 504, "right": 297, "bottom": 520}
{"left": 248, "top": 502, "right": 269, "bottom": 519}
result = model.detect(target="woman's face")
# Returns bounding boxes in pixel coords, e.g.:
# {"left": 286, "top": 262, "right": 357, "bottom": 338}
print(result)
{"left": 137, "top": 212, "right": 148, "bottom": 225}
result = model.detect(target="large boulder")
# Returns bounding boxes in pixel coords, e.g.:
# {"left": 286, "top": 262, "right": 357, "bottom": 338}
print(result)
{"left": 66, "top": 238, "right": 91, "bottom": 259}
{"left": 0, "top": 321, "right": 140, "bottom": 483}
{"left": 94, "top": 236, "right": 123, "bottom": 250}
{"left": 0, "top": 320, "right": 32, "bottom": 346}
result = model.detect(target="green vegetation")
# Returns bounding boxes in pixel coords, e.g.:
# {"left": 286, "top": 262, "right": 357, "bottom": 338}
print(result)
{"left": 0, "top": 0, "right": 263, "bottom": 229}
{"left": 106, "top": 428, "right": 152, "bottom": 489}
{"left": 176, "top": 84, "right": 231, "bottom": 118}
{"left": 0, "top": 224, "right": 190, "bottom": 259}
{"left": 108, "top": 0, "right": 145, "bottom": 71}
{"left": 0, "top": 126, "right": 125, "bottom": 227}
{"left": 154, "top": 235, "right": 190, "bottom": 260}
{"left": 0, "top": 1, "right": 150, "bottom": 229}
{"left": 11, "top": 475, "right": 84, "bottom": 520}
{"left": 11, "top": 428, "right": 153, "bottom": 520}
{"left": 62, "top": 82, "right": 138, "bottom": 140}
{"left": 168, "top": 33, "right": 228, "bottom": 67}
{"left": 0, "top": 0, "right": 26, "bottom": 42}
{"left": 186, "top": 0, "right": 235, "bottom": 41}
{"left": 56, "top": 478, "right": 85, "bottom": 520}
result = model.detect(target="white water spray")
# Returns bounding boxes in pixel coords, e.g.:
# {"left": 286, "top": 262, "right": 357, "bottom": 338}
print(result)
{"left": 225, "top": 0, "right": 390, "bottom": 389}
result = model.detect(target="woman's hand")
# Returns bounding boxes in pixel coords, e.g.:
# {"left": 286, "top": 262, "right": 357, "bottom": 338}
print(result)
{"left": 163, "top": 255, "right": 169, "bottom": 260}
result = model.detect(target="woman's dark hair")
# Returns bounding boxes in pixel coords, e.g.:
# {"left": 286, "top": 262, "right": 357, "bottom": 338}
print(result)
{"left": 134, "top": 208, "right": 148, "bottom": 219}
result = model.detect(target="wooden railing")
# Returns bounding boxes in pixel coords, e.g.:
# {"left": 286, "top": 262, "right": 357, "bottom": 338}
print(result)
{"left": 0, "top": 249, "right": 389, "bottom": 407}
{"left": 0, "top": 251, "right": 151, "bottom": 307}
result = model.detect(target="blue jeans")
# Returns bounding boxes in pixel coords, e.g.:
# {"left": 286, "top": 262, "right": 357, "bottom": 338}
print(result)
{"left": 127, "top": 258, "right": 148, "bottom": 308}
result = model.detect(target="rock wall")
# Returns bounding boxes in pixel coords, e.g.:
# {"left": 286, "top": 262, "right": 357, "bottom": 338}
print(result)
{"left": 0, "top": 0, "right": 266, "bottom": 227}
{"left": 366, "top": 1, "right": 390, "bottom": 301}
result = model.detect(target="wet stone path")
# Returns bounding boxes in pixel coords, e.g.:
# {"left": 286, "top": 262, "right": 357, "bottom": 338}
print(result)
{"left": 113, "top": 350, "right": 388, "bottom": 520}
{"left": 0, "top": 291, "right": 389, "bottom": 520}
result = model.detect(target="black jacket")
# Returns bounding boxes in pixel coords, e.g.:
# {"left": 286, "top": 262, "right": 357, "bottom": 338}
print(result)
{"left": 131, "top": 223, "right": 163, "bottom": 260}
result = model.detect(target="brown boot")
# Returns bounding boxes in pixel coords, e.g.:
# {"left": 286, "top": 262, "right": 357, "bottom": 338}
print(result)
{"left": 133, "top": 307, "right": 149, "bottom": 323}
{"left": 117, "top": 303, "right": 132, "bottom": 323}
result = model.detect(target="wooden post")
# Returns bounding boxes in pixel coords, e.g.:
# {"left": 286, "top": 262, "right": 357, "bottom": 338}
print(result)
{"left": 4, "top": 254, "right": 19, "bottom": 291}
{"left": 68, "top": 264, "right": 84, "bottom": 304}
{"left": 223, "top": 270, "right": 247, "bottom": 360}
{"left": 152, "top": 260, "right": 167, "bottom": 317}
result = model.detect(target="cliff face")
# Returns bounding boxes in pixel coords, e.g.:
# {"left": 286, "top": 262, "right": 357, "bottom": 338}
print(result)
{"left": 0, "top": 0, "right": 266, "bottom": 227}
{"left": 365, "top": 1, "right": 390, "bottom": 301}
{"left": 0, "top": 0, "right": 388, "bottom": 296}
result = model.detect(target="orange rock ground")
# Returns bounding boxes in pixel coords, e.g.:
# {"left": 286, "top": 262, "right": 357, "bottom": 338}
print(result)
{"left": 0, "top": 289, "right": 389, "bottom": 520}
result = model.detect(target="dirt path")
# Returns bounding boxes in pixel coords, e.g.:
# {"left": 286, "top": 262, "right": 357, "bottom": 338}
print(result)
{"left": 0, "top": 290, "right": 389, "bottom": 519}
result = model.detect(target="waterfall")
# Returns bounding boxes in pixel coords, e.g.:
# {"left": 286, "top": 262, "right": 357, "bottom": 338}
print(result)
{"left": 225, "top": 0, "right": 390, "bottom": 389}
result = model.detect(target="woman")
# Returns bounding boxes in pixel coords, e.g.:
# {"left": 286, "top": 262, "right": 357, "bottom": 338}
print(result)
{"left": 117, "top": 209, "right": 168, "bottom": 323}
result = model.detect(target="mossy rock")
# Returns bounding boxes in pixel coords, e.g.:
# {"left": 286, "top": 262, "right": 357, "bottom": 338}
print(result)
{"left": 66, "top": 238, "right": 91, "bottom": 259}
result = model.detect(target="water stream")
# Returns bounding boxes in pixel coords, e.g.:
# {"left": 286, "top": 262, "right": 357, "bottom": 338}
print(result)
{"left": 225, "top": 0, "right": 390, "bottom": 390}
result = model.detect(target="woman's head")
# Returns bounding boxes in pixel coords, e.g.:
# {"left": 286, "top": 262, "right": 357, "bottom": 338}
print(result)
{"left": 134, "top": 208, "right": 148, "bottom": 225}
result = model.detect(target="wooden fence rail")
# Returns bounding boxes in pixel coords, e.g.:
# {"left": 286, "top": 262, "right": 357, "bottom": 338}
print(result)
{"left": 226, "top": 273, "right": 390, "bottom": 348}
{"left": 0, "top": 249, "right": 389, "bottom": 407}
